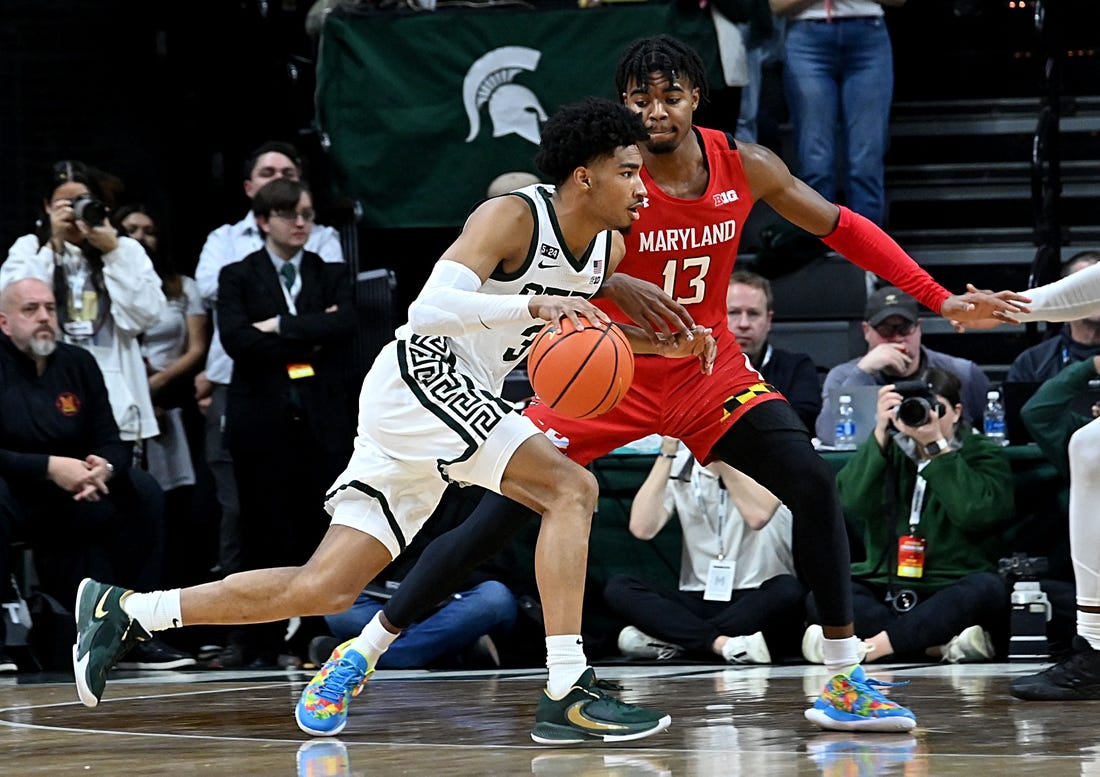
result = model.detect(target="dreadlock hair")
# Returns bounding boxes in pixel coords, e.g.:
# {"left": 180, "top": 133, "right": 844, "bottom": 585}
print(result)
{"left": 534, "top": 97, "right": 648, "bottom": 185}
{"left": 614, "top": 34, "right": 710, "bottom": 101}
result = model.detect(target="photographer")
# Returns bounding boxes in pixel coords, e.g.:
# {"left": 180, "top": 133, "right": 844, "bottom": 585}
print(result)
{"left": 1, "top": 161, "right": 167, "bottom": 449}
{"left": 803, "top": 367, "right": 1015, "bottom": 664}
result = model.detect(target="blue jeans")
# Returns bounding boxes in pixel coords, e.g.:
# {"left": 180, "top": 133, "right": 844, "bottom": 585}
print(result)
{"left": 782, "top": 17, "right": 894, "bottom": 225}
{"left": 324, "top": 580, "right": 518, "bottom": 669}
{"left": 736, "top": 17, "right": 786, "bottom": 144}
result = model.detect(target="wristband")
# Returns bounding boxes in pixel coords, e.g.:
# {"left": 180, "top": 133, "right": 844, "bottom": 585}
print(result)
{"left": 660, "top": 453, "right": 677, "bottom": 459}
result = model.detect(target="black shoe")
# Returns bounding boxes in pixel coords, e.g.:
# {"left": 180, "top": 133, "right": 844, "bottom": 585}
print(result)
{"left": 308, "top": 635, "right": 341, "bottom": 669}
{"left": 1011, "top": 637, "right": 1100, "bottom": 700}
{"left": 209, "top": 643, "right": 247, "bottom": 669}
{"left": 0, "top": 653, "right": 17, "bottom": 674}
{"left": 116, "top": 637, "right": 197, "bottom": 670}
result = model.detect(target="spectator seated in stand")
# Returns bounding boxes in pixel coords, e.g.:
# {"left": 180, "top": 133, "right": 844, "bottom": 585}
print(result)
{"left": 604, "top": 436, "right": 805, "bottom": 665}
{"left": 0, "top": 278, "right": 190, "bottom": 671}
{"left": 816, "top": 287, "right": 990, "bottom": 439}
{"left": 726, "top": 269, "right": 821, "bottom": 430}
{"left": 803, "top": 367, "right": 1014, "bottom": 665}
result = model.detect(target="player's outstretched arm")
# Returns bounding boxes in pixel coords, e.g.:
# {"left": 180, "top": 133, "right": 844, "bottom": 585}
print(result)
{"left": 739, "top": 142, "right": 1027, "bottom": 323}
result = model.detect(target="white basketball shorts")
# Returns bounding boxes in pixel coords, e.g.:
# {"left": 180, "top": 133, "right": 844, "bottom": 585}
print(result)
{"left": 325, "top": 337, "right": 539, "bottom": 559}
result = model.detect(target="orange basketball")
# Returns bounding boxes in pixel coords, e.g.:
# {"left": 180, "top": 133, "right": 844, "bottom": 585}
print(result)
{"left": 526, "top": 315, "right": 634, "bottom": 419}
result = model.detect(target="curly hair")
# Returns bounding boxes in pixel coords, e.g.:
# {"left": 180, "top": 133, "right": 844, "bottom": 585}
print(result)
{"left": 614, "top": 34, "right": 709, "bottom": 100}
{"left": 534, "top": 97, "right": 648, "bottom": 185}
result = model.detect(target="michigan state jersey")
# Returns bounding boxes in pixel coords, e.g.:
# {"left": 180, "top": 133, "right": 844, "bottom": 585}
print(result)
{"left": 397, "top": 183, "right": 611, "bottom": 393}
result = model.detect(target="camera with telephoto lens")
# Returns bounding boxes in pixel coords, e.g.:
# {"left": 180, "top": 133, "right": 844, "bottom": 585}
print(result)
{"left": 70, "top": 193, "right": 107, "bottom": 226}
{"left": 892, "top": 379, "right": 944, "bottom": 427}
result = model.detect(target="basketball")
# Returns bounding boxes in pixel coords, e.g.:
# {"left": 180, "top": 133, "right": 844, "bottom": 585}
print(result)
{"left": 526, "top": 315, "right": 634, "bottom": 419}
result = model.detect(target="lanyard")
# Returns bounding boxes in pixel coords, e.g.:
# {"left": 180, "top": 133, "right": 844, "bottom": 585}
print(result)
{"left": 908, "top": 473, "right": 927, "bottom": 533}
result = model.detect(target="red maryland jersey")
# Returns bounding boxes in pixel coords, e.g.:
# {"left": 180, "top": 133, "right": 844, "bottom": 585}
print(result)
{"left": 526, "top": 128, "right": 785, "bottom": 465}
{"left": 596, "top": 127, "right": 755, "bottom": 332}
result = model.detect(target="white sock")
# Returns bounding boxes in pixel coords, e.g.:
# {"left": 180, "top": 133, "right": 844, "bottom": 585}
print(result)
{"left": 1078, "top": 611, "right": 1100, "bottom": 652}
{"left": 348, "top": 612, "right": 399, "bottom": 665}
{"left": 121, "top": 589, "right": 182, "bottom": 632}
{"left": 546, "top": 634, "right": 588, "bottom": 698}
{"left": 822, "top": 635, "right": 861, "bottom": 674}
{"left": 1069, "top": 419, "right": 1100, "bottom": 651}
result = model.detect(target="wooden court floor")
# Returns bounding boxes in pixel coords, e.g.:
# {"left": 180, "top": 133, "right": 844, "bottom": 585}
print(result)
{"left": 2, "top": 662, "right": 1099, "bottom": 775}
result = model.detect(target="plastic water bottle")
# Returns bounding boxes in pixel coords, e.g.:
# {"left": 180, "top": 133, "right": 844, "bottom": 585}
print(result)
{"left": 835, "top": 394, "right": 857, "bottom": 450}
{"left": 983, "top": 389, "right": 1008, "bottom": 446}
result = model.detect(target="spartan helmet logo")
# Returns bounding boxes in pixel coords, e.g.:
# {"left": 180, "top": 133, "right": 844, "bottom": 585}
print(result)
{"left": 463, "top": 46, "right": 548, "bottom": 145}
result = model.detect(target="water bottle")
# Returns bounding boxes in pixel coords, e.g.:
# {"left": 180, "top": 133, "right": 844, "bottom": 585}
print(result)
{"left": 983, "top": 389, "right": 1007, "bottom": 446}
{"left": 835, "top": 394, "right": 857, "bottom": 450}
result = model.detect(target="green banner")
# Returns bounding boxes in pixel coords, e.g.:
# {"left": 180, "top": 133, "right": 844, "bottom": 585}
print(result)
{"left": 316, "top": 3, "right": 722, "bottom": 228}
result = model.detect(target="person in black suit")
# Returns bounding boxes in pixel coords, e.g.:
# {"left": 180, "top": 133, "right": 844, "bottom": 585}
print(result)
{"left": 726, "top": 269, "right": 821, "bottom": 430}
{"left": 215, "top": 178, "right": 356, "bottom": 667}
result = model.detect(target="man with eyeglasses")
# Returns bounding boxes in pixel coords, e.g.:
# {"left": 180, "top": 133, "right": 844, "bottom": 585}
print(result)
{"left": 212, "top": 176, "right": 356, "bottom": 668}
{"left": 815, "top": 286, "right": 991, "bottom": 441}
{"left": 193, "top": 141, "right": 344, "bottom": 648}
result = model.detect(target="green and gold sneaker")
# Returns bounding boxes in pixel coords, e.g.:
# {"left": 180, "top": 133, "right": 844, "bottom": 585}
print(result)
{"left": 531, "top": 669, "right": 671, "bottom": 744}
{"left": 72, "top": 578, "right": 151, "bottom": 707}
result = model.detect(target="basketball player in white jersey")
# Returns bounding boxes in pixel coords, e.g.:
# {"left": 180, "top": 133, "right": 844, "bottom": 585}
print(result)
{"left": 72, "top": 97, "right": 715, "bottom": 743}
{"left": 953, "top": 266, "right": 1100, "bottom": 699}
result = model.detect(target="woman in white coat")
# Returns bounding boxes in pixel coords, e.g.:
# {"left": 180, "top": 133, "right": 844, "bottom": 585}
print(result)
{"left": 1, "top": 161, "right": 166, "bottom": 448}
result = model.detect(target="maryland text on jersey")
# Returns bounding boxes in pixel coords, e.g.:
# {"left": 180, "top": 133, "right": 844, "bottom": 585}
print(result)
{"left": 636, "top": 220, "right": 737, "bottom": 253}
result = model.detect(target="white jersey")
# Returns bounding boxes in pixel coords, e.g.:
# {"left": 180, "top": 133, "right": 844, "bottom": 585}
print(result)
{"left": 394, "top": 183, "right": 611, "bottom": 393}
{"left": 327, "top": 184, "right": 612, "bottom": 556}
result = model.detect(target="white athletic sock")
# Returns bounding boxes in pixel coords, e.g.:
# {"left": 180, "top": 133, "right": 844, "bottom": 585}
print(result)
{"left": 348, "top": 612, "right": 399, "bottom": 665}
{"left": 546, "top": 634, "right": 588, "bottom": 698}
{"left": 822, "top": 635, "right": 861, "bottom": 674}
{"left": 121, "top": 589, "right": 182, "bottom": 632}
{"left": 1078, "top": 612, "right": 1100, "bottom": 652}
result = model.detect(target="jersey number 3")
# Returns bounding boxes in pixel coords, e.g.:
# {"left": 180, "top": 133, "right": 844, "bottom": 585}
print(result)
{"left": 661, "top": 256, "right": 712, "bottom": 305}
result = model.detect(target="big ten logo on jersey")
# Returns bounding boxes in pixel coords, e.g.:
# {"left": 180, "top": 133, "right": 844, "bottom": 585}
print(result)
{"left": 712, "top": 189, "right": 739, "bottom": 207}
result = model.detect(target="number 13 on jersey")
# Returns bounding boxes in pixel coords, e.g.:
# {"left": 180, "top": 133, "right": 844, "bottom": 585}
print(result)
{"left": 661, "top": 255, "right": 712, "bottom": 305}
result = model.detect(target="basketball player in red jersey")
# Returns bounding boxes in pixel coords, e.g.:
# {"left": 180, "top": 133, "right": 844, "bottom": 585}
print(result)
{"left": 337, "top": 36, "right": 1025, "bottom": 734}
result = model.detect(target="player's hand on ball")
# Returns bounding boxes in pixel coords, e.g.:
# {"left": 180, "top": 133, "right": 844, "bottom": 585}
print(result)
{"left": 531, "top": 296, "right": 610, "bottom": 334}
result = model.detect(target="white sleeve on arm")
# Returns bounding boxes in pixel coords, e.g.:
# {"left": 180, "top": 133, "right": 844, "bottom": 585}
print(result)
{"left": 406, "top": 259, "right": 539, "bottom": 337}
{"left": 1014, "top": 262, "right": 1100, "bottom": 323}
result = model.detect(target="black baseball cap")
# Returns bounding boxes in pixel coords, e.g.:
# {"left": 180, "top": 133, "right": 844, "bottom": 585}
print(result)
{"left": 865, "top": 286, "right": 919, "bottom": 326}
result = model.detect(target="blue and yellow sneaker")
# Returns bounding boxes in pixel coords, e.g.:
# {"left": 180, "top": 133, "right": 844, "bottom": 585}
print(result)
{"left": 531, "top": 668, "right": 671, "bottom": 744}
{"left": 804, "top": 665, "right": 917, "bottom": 732}
{"left": 295, "top": 639, "right": 373, "bottom": 736}
{"left": 73, "top": 578, "right": 151, "bottom": 708}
